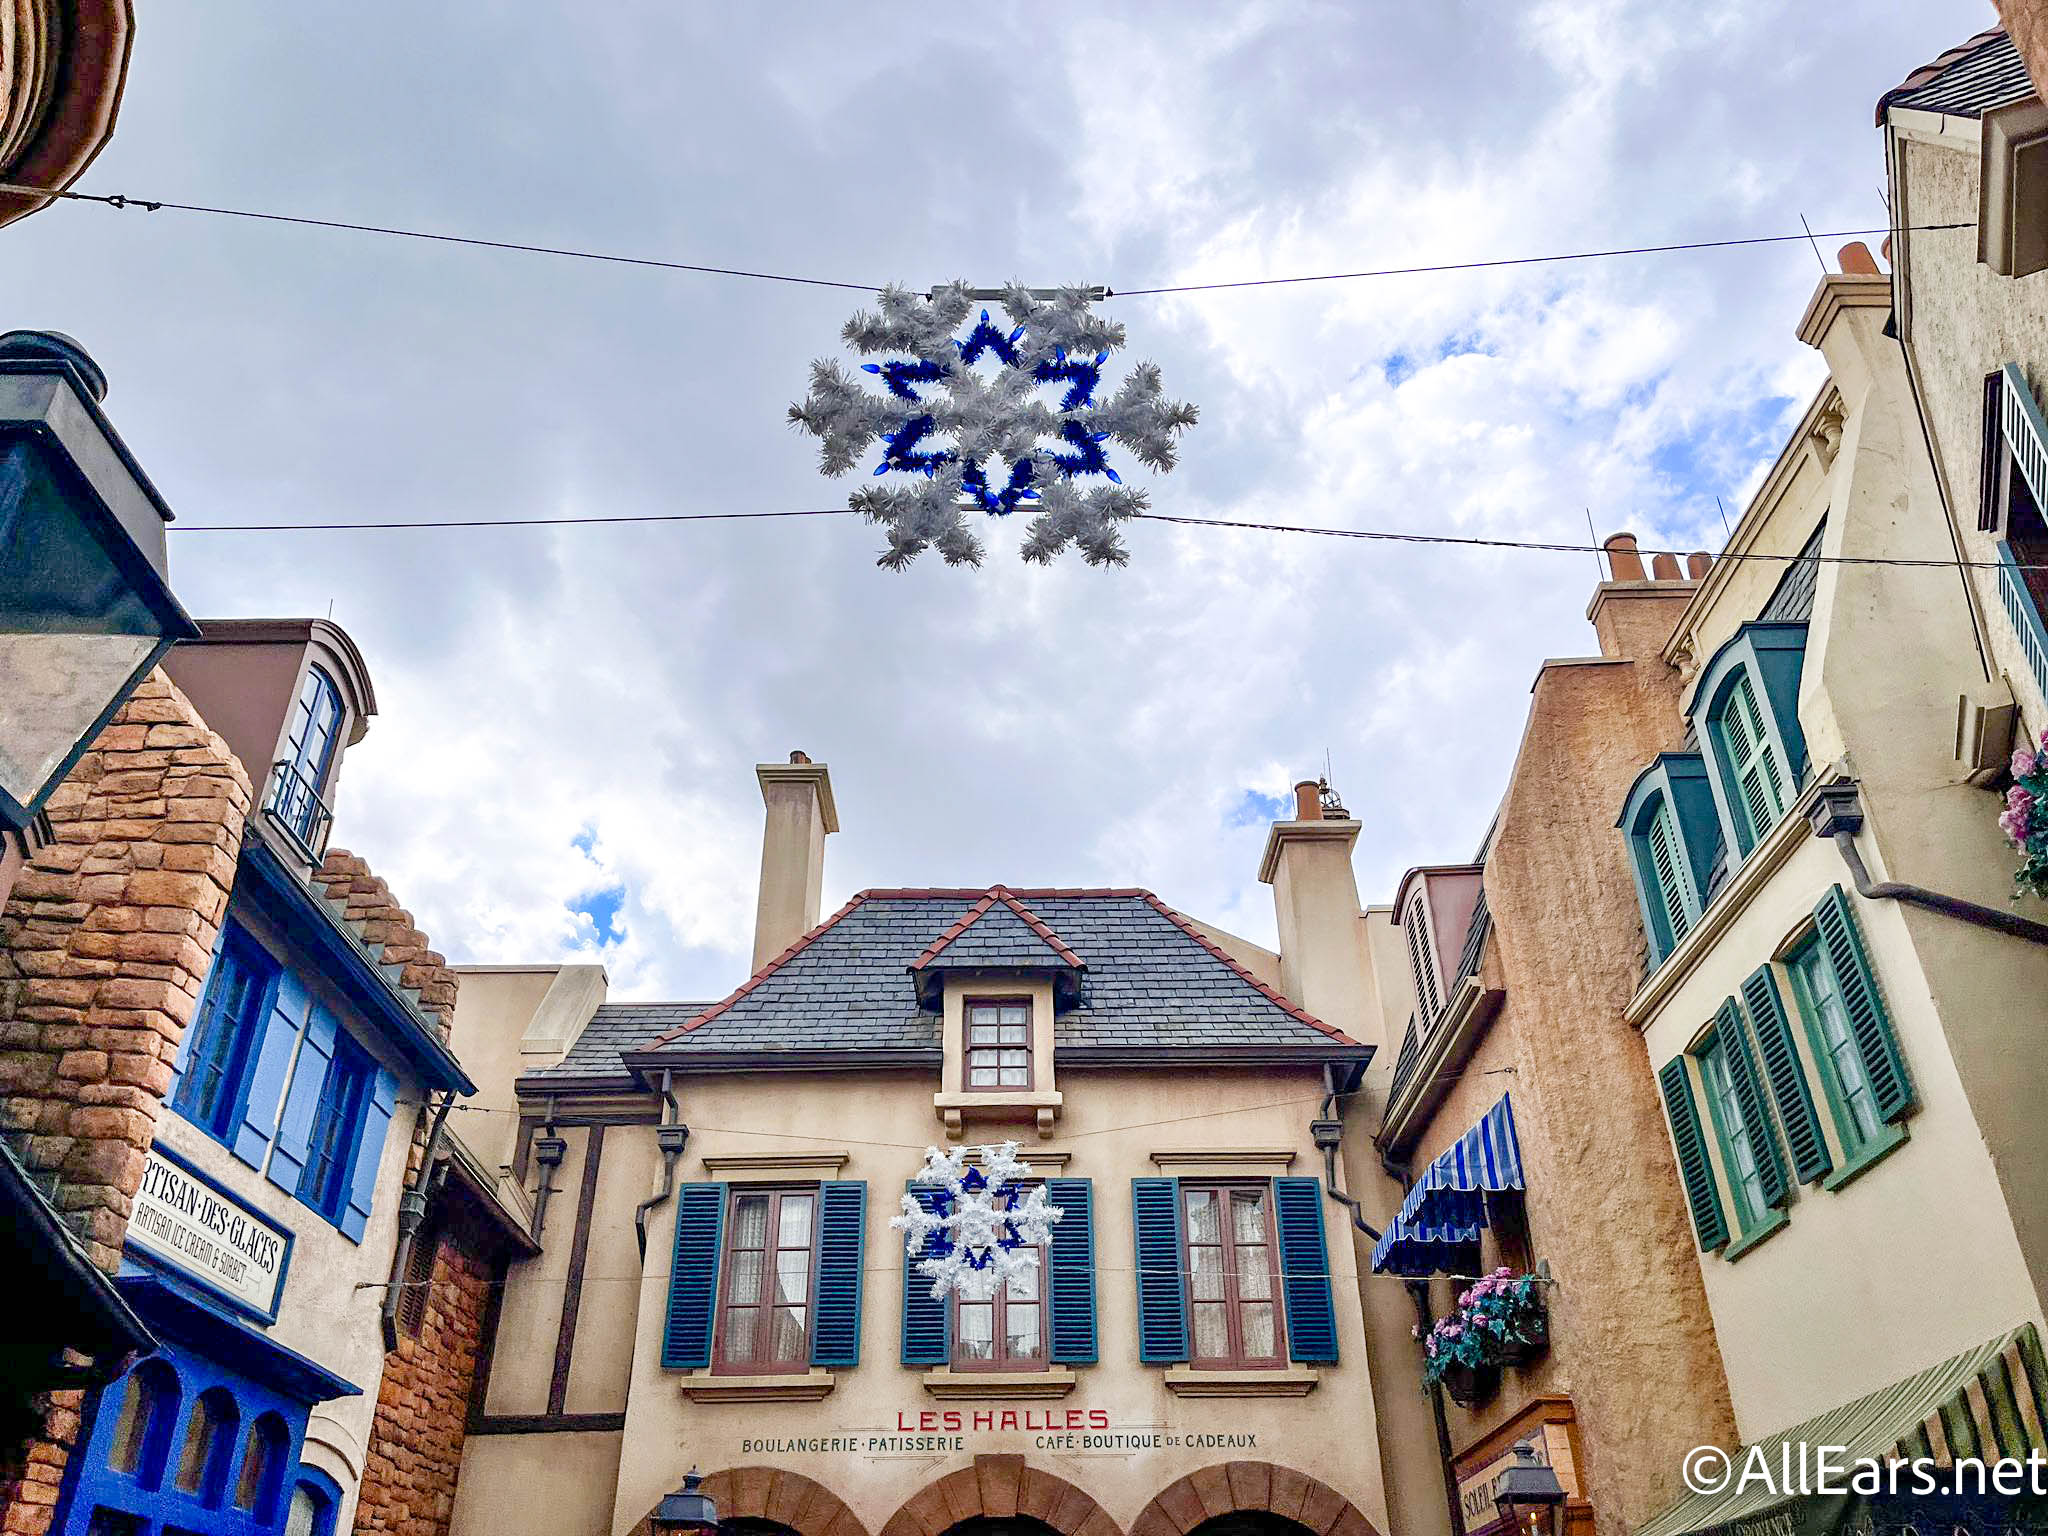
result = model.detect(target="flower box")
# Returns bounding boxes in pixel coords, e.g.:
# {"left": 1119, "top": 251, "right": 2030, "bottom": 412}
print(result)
{"left": 1442, "top": 1360, "right": 1500, "bottom": 1408}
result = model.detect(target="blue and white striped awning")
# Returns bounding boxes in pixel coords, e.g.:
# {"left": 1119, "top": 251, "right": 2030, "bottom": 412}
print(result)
{"left": 1371, "top": 1094, "right": 1525, "bottom": 1277}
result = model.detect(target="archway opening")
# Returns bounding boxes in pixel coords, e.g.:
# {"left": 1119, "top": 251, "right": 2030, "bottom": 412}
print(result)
{"left": 1188, "top": 1516, "right": 1318, "bottom": 1536}
{"left": 940, "top": 1516, "right": 1065, "bottom": 1536}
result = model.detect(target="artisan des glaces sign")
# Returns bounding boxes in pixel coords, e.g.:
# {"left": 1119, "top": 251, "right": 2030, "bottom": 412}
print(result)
{"left": 126, "top": 1144, "right": 293, "bottom": 1322}
{"left": 738, "top": 1407, "right": 1262, "bottom": 1462}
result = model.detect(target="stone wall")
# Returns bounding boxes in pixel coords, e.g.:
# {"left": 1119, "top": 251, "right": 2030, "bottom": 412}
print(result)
{"left": 0, "top": 670, "right": 250, "bottom": 1536}
{"left": 353, "top": 1217, "right": 496, "bottom": 1536}
{"left": 313, "top": 852, "right": 459, "bottom": 1034}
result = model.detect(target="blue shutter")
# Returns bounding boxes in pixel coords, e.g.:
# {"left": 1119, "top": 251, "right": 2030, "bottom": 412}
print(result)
{"left": 266, "top": 992, "right": 331, "bottom": 1194}
{"left": 1045, "top": 1178, "right": 1097, "bottom": 1365}
{"left": 1131, "top": 1177, "right": 1188, "bottom": 1363}
{"left": 260, "top": 987, "right": 323, "bottom": 1187}
{"left": 1659, "top": 1057, "right": 1729, "bottom": 1251}
{"left": 900, "top": 1184, "right": 949, "bottom": 1366}
{"left": 1813, "top": 885, "right": 1914, "bottom": 1122}
{"left": 664, "top": 1183, "right": 726, "bottom": 1369}
{"left": 229, "top": 966, "right": 294, "bottom": 1169}
{"left": 338, "top": 1063, "right": 398, "bottom": 1243}
{"left": 1273, "top": 1177, "right": 1338, "bottom": 1364}
{"left": 810, "top": 1181, "right": 866, "bottom": 1368}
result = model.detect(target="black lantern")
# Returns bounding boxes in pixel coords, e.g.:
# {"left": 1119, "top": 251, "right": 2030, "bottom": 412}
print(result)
{"left": 1494, "top": 1441, "right": 1567, "bottom": 1536}
{"left": 0, "top": 331, "right": 197, "bottom": 835}
{"left": 652, "top": 1470, "right": 719, "bottom": 1536}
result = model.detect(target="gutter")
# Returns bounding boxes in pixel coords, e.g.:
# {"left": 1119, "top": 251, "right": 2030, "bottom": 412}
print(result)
{"left": 1809, "top": 783, "right": 2048, "bottom": 946}
{"left": 632, "top": 1071, "right": 690, "bottom": 1261}
{"left": 380, "top": 1090, "right": 455, "bottom": 1352}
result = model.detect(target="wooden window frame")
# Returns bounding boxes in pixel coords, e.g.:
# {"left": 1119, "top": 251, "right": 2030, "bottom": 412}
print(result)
{"left": 175, "top": 928, "right": 279, "bottom": 1145}
{"left": 949, "top": 1238, "right": 1050, "bottom": 1372}
{"left": 1181, "top": 1181, "right": 1287, "bottom": 1369}
{"left": 1696, "top": 1033, "right": 1767, "bottom": 1235}
{"left": 963, "top": 997, "right": 1033, "bottom": 1092}
{"left": 711, "top": 1185, "right": 819, "bottom": 1375}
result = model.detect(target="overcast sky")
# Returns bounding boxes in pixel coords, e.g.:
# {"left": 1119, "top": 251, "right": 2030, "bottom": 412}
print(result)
{"left": 2, "top": 3, "right": 1987, "bottom": 1000}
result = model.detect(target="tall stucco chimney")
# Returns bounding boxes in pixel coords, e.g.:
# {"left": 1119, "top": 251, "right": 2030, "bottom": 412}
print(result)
{"left": 752, "top": 753, "right": 838, "bottom": 973}
{"left": 1258, "top": 786, "right": 1377, "bottom": 1043}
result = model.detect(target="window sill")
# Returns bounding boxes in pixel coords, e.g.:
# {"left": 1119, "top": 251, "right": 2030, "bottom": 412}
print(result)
{"left": 678, "top": 1369, "right": 836, "bottom": 1402}
{"left": 933, "top": 1090, "right": 1063, "bottom": 1141}
{"left": 921, "top": 1366, "right": 1076, "bottom": 1400}
{"left": 1821, "top": 1122, "right": 1909, "bottom": 1193}
{"left": 1163, "top": 1363, "right": 1320, "bottom": 1398}
{"left": 1719, "top": 1207, "right": 1789, "bottom": 1264}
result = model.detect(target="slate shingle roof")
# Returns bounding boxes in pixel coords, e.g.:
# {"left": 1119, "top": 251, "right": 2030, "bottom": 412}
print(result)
{"left": 1758, "top": 519, "right": 1824, "bottom": 625}
{"left": 529, "top": 887, "right": 1360, "bottom": 1082}
{"left": 912, "top": 890, "right": 1083, "bottom": 973}
{"left": 1877, "top": 29, "right": 2034, "bottom": 125}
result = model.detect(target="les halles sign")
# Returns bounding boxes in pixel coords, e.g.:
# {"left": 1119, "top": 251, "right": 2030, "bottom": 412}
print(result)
{"left": 126, "top": 1144, "right": 293, "bottom": 1322}
{"left": 743, "top": 1408, "right": 1262, "bottom": 1459}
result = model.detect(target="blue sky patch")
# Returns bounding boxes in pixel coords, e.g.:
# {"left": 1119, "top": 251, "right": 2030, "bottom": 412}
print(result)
{"left": 1228, "top": 788, "right": 1293, "bottom": 828}
{"left": 569, "top": 884, "right": 626, "bottom": 947}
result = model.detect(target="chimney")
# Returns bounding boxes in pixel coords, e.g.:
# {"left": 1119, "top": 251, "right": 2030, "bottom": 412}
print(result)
{"left": 1588, "top": 529, "right": 1698, "bottom": 661}
{"left": 752, "top": 752, "right": 838, "bottom": 972}
{"left": 1602, "top": 533, "right": 1646, "bottom": 582}
{"left": 1259, "top": 780, "right": 1376, "bottom": 1042}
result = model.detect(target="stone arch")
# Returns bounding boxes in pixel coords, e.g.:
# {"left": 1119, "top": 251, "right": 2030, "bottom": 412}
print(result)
{"left": 879, "top": 1455, "right": 1121, "bottom": 1536}
{"left": 685, "top": 1467, "right": 870, "bottom": 1536}
{"left": 1129, "top": 1464, "right": 1381, "bottom": 1536}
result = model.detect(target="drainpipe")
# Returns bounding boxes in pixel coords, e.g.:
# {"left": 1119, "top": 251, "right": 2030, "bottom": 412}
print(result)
{"left": 1312, "top": 1063, "right": 1381, "bottom": 1242}
{"left": 530, "top": 1096, "right": 566, "bottom": 1242}
{"left": 1809, "top": 782, "right": 2048, "bottom": 945}
{"left": 380, "top": 1090, "right": 455, "bottom": 1352}
{"left": 1409, "top": 1279, "right": 1468, "bottom": 1536}
{"left": 634, "top": 1071, "right": 690, "bottom": 1261}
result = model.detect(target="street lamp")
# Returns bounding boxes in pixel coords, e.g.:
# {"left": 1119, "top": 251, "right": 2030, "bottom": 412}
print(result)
{"left": 1494, "top": 1441, "right": 1567, "bottom": 1536}
{"left": 0, "top": 330, "right": 197, "bottom": 842}
{"left": 651, "top": 1470, "right": 719, "bottom": 1536}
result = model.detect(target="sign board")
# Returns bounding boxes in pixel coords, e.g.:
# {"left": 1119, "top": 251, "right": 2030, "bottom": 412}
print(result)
{"left": 1457, "top": 1415, "right": 1581, "bottom": 1536}
{"left": 127, "top": 1144, "right": 293, "bottom": 1322}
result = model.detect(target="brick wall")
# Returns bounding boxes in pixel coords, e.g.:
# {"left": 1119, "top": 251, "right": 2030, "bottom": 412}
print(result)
{"left": 0, "top": 671, "right": 250, "bottom": 1536}
{"left": 352, "top": 1222, "right": 496, "bottom": 1536}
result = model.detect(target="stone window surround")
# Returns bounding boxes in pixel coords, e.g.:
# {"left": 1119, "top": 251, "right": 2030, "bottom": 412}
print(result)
{"left": 934, "top": 975, "right": 1061, "bottom": 1139}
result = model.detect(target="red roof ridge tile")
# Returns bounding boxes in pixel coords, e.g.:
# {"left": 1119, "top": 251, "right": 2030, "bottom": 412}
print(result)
{"left": 909, "top": 886, "right": 1087, "bottom": 971}
{"left": 1139, "top": 893, "right": 1360, "bottom": 1047}
{"left": 1875, "top": 26, "right": 2008, "bottom": 123}
{"left": 647, "top": 893, "right": 871, "bottom": 1046}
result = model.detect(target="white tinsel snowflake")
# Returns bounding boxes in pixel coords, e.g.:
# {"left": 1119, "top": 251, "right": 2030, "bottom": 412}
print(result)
{"left": 788, "top": 281, "right": 1198, "bottom": 569}
{"left": 890, "top": 1141, "right": 1063, "bottom": 1302}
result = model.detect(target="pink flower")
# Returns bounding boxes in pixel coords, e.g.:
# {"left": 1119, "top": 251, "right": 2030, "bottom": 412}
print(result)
{"left": 2014, "top": 748, "right": 2041, "bottom": 781}
{"left": 1445, "top": 1322, "right": 1464, "bottom": 1338}
{"left": 2009, "top": 785, "right": 2035, "bottom": 818}
{"left": 2004, "top": 808, "right": 2030, "bottom": 843}
{"left": 1458, "top": 1289, "right": 1474, "bottom": 1308}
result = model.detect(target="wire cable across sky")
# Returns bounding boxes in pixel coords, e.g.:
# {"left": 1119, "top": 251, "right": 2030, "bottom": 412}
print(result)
{"left": 0, "top": 180, "right": 1967, "bottom": 298}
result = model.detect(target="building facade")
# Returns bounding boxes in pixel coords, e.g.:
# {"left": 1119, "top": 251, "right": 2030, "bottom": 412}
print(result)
{"left": 0, "top": 619, "right": 496, "bottom": 1536}
{"left": 441, "top": 759, "right": 1415, "bottom": 1536}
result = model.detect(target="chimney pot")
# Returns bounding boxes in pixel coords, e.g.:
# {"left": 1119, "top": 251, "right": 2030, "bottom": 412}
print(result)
{"left": 789, "top": 750, "right": 811, "bottom": 764}
{"left": 1602, "top": 533, "right": 1646, "bottom": 582}
{"left": 1838, "top": 241, "right": 1881, "bottom": 276}
{"left": 1686, "top": 551, "right": 1712, "bottom": 579}
{"left": 1293, "top": 780, "right": 1323, "bottom": 822}
{"left": 1650, "top": 551, "right": 1681, "bottom": 580}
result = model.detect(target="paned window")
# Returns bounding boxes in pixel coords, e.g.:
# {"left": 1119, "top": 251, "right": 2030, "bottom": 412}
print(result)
{"left": 965, "top": 1000, "right": 1031, "bottom": 1088}
{"left": 283, "top": 668, "right": 343, "bottom": 797}
{"left": 1699, "top": 1037, "right": 1768, "bottom": 1231}
{"left": 1789, "top": 940, "right": 1882, "bottom": 1151}
{"left": 716, "top": 1188, "right": 816, "bottom": 1372}
{"left": 283, "top": 1480, "right": 335, "bottom": 1536}
{"left": 173, "top": 1390, "right": 236, "bottom": 1504}
{"left": 954, "top": 1244, "right": 1046, "bottom": 1369}
{"left": 1182, "top": 1184, "right": 1284, "bottom": 1367}
{"left": 175, "top": 931, "right": 277, "bottom": 1141}
{"left": 233, "top": 1414, "right": 287, "bottom": 1516}
{"left": 297, "top": 1032, "right": 373, "bottom": 1219}
{"left": 105, "top": 1363, "right": 174, "bottom": 1484}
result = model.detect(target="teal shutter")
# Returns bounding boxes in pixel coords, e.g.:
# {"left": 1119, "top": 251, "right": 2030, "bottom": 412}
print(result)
{"left": 1813, "top": 886, "right": 1913, "bottom": 1122}
{"left": 231, "top": 967, "right": 301, "bottom": 1170}
{"left": 663, "top": 1183, "right": 726, "bottom": 1369}
{"left": 900, "top": 1185, "right": 949, "bottom": 1366}
{"left": 1716, "top": 998, "right": 1788, "bottom": 1209}
{"left": 1659, "top": 1057, "right": 1729, "bottom": 1250}
{"left": 1045, "top": 1178, "right": 1097, "bottom": 1365}
{"left": 338, "top": 1063, "right": 397, "bottom": 1243}
{"left": 810, "top": 1181, "right": 865, "bottom": 1367}
{"left": 1273, "top": 1177, "right": 1338, "bottom": 1364}
{"left": 1741, "top": 964, "right": 1832, "bottom": 1184}
{"left": 1131, "top": 1177, "right": 1188, "bottom": 1363}
{"left": 264, "top": 986, "right": 329, "bottom": 1193}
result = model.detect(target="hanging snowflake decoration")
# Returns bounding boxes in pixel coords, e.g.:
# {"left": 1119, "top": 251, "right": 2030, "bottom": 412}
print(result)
{"left": 788, "top": 281, "right": 1198, "bottom": 569}
{"left": 891, "top": 1141, "right": 1062, "bottom": 1302}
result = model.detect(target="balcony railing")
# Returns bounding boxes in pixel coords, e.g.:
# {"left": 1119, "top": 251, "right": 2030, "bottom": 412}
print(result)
{"left": 1998, "top": 543, "right": 2048, "bottom": 707}
{"left": 262, "top": 760, "right": 333, "bottom": 864}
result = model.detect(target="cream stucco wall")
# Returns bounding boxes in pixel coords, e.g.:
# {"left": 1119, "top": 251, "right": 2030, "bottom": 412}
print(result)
{"left": 455, "top": 1063, "right": 1395, "bottom": 1536}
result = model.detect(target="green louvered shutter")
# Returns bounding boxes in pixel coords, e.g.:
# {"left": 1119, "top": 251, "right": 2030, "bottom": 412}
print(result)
{"left": 900, "top": 1184, "right": 949, "bottom": 1366}
{"left": 1722, "top": 672, "right": 1788, "bottom": 849}
{"left": 663, "top": 1183, "right": 725, "bottom": 1369}
{"left": 1045, "top": 1178, "right": 1097, "bottom": 1365}
{"left": 1716, "top": 998, "right": 1788, "bottom": 1209}
{"left": 1741, "top": 964, "right": 1832, "bottom": 1184}
{"left": 1659, "top": 1058, "right": 1728, "bottom": 1251}
{"left": 1131, "top": 1178, "right": 1189, "bottom": 1363}
{"left": 810, "top": 1181, "right": 865, "bottom": 1368}
{"left": 1647, "top": 800, "right": 1696, "bottom": 951}
{"left": 1813, "top": 886, "right": 1914, "bottom": 1122}
{"left": 1273, "top": 1177, "right": 1338, "bottom": 1364}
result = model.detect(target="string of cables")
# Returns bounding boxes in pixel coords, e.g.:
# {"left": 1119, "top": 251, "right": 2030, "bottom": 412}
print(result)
{"left": 0, "top": 180, "right": 1964, "bottom": 299}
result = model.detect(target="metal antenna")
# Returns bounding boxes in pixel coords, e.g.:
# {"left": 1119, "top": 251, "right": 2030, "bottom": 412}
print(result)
{"left": 1798, "top": 214, "right": 1829, "bottom": 274}
{"left": 1585, "top": 508, "right": 1605, "bottom": 579}
{"left": 1714, "top": 496, "right": 1732, "bottom": 538}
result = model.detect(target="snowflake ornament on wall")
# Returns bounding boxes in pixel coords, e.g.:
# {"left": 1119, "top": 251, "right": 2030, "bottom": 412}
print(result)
{"left": 788, "top": 282, "right": 1198, "bottom": 569}
{"left": 891, "top": 1141, "right": 1062, "bottom": 1302}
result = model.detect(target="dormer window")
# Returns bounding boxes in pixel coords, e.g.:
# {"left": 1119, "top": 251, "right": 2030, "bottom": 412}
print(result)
{"left": 1686, "top": 623, "right": 1811, "bottom": 863}
{"left": 965, "top": 999, "right": 1032, "bottom": 1089}
{"left": 1708, "top": 669, "right": 1789, "bottom": 853}
{"left": 271, "top": 666, "right": 342, "bottom": 843}
{"left": 1620, "top": 754, "right": 1722, "bottom": 971}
